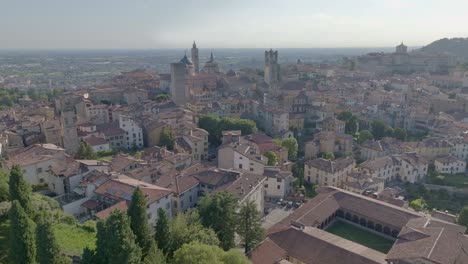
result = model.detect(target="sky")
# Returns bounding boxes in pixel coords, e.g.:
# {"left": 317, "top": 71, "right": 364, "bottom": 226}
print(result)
{"left": 1, "top": 0, "right": 467, "bottom": 49}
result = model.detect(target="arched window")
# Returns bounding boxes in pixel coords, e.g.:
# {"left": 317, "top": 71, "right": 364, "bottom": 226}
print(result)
{"left": 359, "top": 218, "right": 367, "bottom": 227}
{"left": 383, "top": 226, "right": 391, "bottom": 235}
{"left": 345, "top": 212, "right": 351, "bottom": 220}
{"left": 337, "top": 210, "right": 344, "bottom": 218}
{"left": 352, "top": 215, "right": 359, "bottom": 223}
{"left": 367, "top": 221, "right": 374, "bottom": 229}
{"left": 375, "top": 224, "right": 382, "bottom": 232}
{"left": 391, "top": 229, "right": 399, "bottom": 238}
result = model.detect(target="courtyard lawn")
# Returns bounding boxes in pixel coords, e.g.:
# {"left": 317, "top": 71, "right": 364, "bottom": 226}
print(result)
{"left": 434, "top": 173, "right": 468, "bottom": 188}
{"left": 53, "top": 223, "right": 96, "bottom": 257}
{"left": 326, "top": 220, "right": 394, "bottom": 254}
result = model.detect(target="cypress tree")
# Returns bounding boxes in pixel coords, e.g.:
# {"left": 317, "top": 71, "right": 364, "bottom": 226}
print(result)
{"left": 80, "top": 247, "right": 96, "bottom": 264}
{"left": 154, "top": 208, "right": 170, "bottom": 255}
{"left": 9, "top": 200, "right": 37, "bottom": 264}
{"left": 103, "top": 210, "right": 142, "bottom": 264}
{"left": 236, "top": 200, "right": 264, "bottom": 253}
{"left": 199, "top": 191, "right": 237, "bottom": 250}
{"left": 36, "top": 220, "right": 67, "bottom": 264}
{"left": 9, "top": 165, "right": 33, "bottom": 216}
{"left": 143, "top": 241, "right": 166, "bottom": 264}
{"left": 127, "top": 187, "right": 152, "bottom": 258}
{"left": 94, "top": 220, "right": 109, "bottom": 264}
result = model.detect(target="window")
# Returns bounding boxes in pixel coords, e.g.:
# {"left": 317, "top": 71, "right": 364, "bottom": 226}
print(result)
{"left": 166, "top": 202, "right": 170, "bottom": 209}
{"left": 37, "top": 168, "right": 42, "bottom": 173}
{"left": 147, "top": 213, "right": 152, "bottom": 219}
{"left": 239, "top": 164, "right": 243, "bottom": 169}
{"left": 264, "top": 184, "right": 269, "bottom": 188}
{"left": 277, "top": 185, "right": 280, "bottom": 190}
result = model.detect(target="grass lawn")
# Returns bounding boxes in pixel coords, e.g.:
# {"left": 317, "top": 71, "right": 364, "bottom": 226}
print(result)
{"left": 0, "top": 220, "right": 10, "bottom": 263}
{"left": 427, "top": 172, "right": 468, "bottom": 188}
{"left": 326, "top": 220, "right": 394, "bottom": 253}
{"left": 53, "top": 223, "right": 96, "bottom": 257}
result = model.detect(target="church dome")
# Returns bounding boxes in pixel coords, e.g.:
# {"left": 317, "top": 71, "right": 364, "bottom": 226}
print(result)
{"left": 180, "top": 54, "right": 193, "bottom": 65}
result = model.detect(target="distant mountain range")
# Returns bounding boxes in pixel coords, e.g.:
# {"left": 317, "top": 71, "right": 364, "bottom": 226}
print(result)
{"left": 417, "top": 37, "right": 468, "bottom": 59}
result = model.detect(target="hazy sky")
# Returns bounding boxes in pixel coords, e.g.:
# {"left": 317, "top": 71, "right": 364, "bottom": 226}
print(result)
{"left": 1, "top": 0, "right": 467, "bottom": 49}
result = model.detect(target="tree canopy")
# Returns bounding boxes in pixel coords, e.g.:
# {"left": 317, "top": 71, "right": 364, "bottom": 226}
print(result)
{"left": 276, "top": 137, "right": 298, "bottom": 160}
{"left": 198, "top": 114, "right": 257, "bottom": 145}
{"left": 264, "top": 151, "right": 278, "bottom": 166}
{"left": 94, "top": 210, "right": 142, "bottom": 264}
{"left": 166, "top": 211, "right": 220, "bottom": 256}
{"left": 9, "top": 200, "right": 37, "bottom": 264}
{"left": 357, "top": 130, "right": 374, "bottom": 144}
{"left": 199, "top": 192, "right": 237, "bottom": 250}
{"left": 127, "top": 187, "right": 152, "bottom": 258}
{"left": 159, "top": 127, "right": 175, "bottom": 150}
{"left": 154, "top": 208, "right": 171, "bottom": 255}
{"left": 458, "top": 206, "right": 468, "bottom": 233}
{"left": 371, "top": 120, "right": 387, "bottom": 140}
{"left": 36, "top": 220, "right": 68, "bottom": 264}
{"left": 76, "top": 141, "right": 96, "bottom": 160}
{"left": 172, "top": 242, "right": 250, "bottom": 264}
{"left": 9, "top": 165, "right": 34, "bottom": 216}
{"left": 236, "top": 200, "right": 264, "bottom": 253}
{"left": 337, "top": 111, "right": 359, "bottom": 135}
{"left": 0, "top": 168, "right": 9, "bottom": 202}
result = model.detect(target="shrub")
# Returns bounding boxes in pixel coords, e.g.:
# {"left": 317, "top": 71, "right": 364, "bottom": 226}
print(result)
{"left": 410, "top": 198, "right": 425, "bottom": 211}
{"left": 0, "top": 201, "right": 11, "bottom": 221}
{"left": 81, "top": 220, "right": 97, "bottom": 232}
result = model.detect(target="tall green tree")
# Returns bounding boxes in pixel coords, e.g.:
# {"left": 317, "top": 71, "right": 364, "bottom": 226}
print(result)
{"left": 76, "top": 141, "right": 96, "bottom": 159}
{"left": 320, "top": 152, "right": 335, "bottom": 160}
{"left": 281, "top": 137, "right": 298, "bottom": 160}
{"left": 166, "top": 211, "right": 219, "bottom": 256}
{"left": 155, "top": 208, "right": 170, "bottom": 254}
{"left": 172, "top": 242, "right": 225, "bottom": 264}
{"left": 345, "top": 115, "right": 359, "bottom": 135}
{"left": 127, "top": 187, "right": 152, "bottom": 258}
{"left": 172, "top": 242, "right": 250, "bottom": 264}
{"left": 199, "top": 192, "right": 237, "bottom": 250}
{"left": 236, "top": 200, "right": 264, "bottom": 253}
{"left": 143, "top": 241, "right": 166, "bottom": 264}
{"left": 9, "top": 165, "right": 33, "bottom": 216}
{"left": 9, "top": 200, "right": 37, "bottom": 264}
{"left": 264, "top": 151, "right": 278, "bottom": 166}
{"left": 394, "top": 127, "right": 407, "bottom": 141}
{"left": 371, "top": 120, "right": 387, "bottom": 140}
{"left": 0, "top": 168, "right": 9, "bottom": 202}
{"left": 458, "top": 206, "right": 468, "bottom": 233}
{"left": 80, "top": 247, "right": 96, "bottom": 264}
{"left": 198, "top": 114, "right": 221, "bottom": 144}
{"left": 358, "top": 130, "right": 374, "bottom": 144}
{"left": 159, "top": 127, "right": 175, "bottom": 150}
{"left": 36, "top": 220, "right": 68, "bottom": 264}
{"left": 336, "top": 111, "right": 353, "bottom": 122}
{"left": 95, "top": 210, "right": 142, "bottom": 264}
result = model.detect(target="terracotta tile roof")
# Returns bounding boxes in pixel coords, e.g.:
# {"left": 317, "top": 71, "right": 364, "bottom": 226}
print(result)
{"left": 5, "top": 144, "right": 65, "bottom": 168}
{"left": 110, "top": 154, "right": 144, "bottom": 172}
{"left": 83, "top": 136, "right": 108, "bottom": 146}
{"left": 214, "top": 172, "right": 266, "bottom": 202}
{"left": 94, "top": 177, "right": 173, "bottom": 205}
{"left": 81, "top": 199, "right": 103, "bottom": 210}
{"left": 305, "top": 157, "right": 355, "bottom": 174}
{"left": 247, "top": 238, "right": 287, "bottom": 264}
{"left": 95, "top": 200, "right": 128, "bottom": 220}
{"left": 50, "top": 157, "right": 86, "bottom": 178}
{"left": 255, "top": 227, "right": 386, "bottom": 264}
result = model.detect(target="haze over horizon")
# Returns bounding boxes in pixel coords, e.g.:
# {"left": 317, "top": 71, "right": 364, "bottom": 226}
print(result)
{"left": 1, "top": 0, "right": 467, "bottom": 50}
